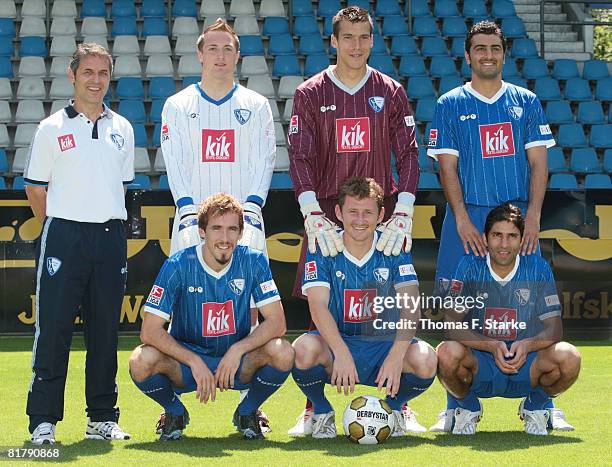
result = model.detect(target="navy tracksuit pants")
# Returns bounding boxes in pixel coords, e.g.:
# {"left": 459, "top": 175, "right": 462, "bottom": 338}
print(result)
{"left": 27, "top": 217, "right": 127, "bottom": 433}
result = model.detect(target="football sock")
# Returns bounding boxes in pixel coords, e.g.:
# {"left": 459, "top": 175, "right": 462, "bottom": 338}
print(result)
{"left": 524, "top": 386, "right": 550, "bottom": 411}
{"left": 292, "top": 365, "right": 333, "bottom": 414}
{"left": 543, "top": 397, "right": 554, "bottom": 409}
{"left": 132, "top": 373, "right": 186, "bottom": 416}
{"left": 239, "top": 365, "right": 290, "bottom": 416}
{"left": 446, "top": 392, "right": 459, "bottom": 410}
{"left": 455, "top": 390, "right": 481, "bottom": 412}
{"left": 385, "top": 373, "right": 434, "bottom": 411}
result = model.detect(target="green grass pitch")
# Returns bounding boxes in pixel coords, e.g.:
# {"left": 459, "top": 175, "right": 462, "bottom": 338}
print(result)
{"left": 0, "top": 336, "right": 610, "bottom": 466}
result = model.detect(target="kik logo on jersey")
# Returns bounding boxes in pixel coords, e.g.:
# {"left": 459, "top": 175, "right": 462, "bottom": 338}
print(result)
{"left": 484, "top": 307, "right": 518, "bottom": 340}
{"left": 343, "top": 289, "right": 377, "bottom": 323}
{"left": 335, "top": 117, "right": 370, "bottom": 152}
{"left": 202, "top": 129, "right": 235, "bottom": 162}
{"left": 479, "top": 122, "right": 515, "bottom": 158}
{"left": 202, "top": 300, "right": 236, "bottom": 337}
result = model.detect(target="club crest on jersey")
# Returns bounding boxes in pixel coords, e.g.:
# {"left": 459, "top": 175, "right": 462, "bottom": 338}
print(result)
{"left": 335, "top": 117, "right": 370, "bottom": 152}
{"left": 46, "top": 257, "right": 61, "bottom": 276}
{"left": 373, "top": 268, "right": 389, "bottom": 284}
{"left": 484, "top": 307, "right": 518, "bottom": 340}
{"left": 57, "top": 134, "right": 75, "bottom": 152}
{"left": 110, "top": 132, "right": 125, "bottom": 150}
{"left": 368, "top": 96, "right": 385, "bottom": 113}
{"left": 508, "top": 106, "right": 523, "bottom": 120}
{"left": 234, "top": 109, "right": 251, "bottom": 125}
{"left": 479, "top": 122, "right": 515, "bottom": 158}
{"left": 514, "top": 288, "right": 530, "bottom": 306}
{"left": 202, "top": 300, "right": 236, "bottom": 337}
{"left": 202, "top": 129, "right": 235, "bottom": 162}
{"left": 146, "top": 285, "right": 165, "bottom": 306}
{"left": 343, "top": 289, "right": 377, "bottom": 323}
{"left": 305, "top": 261, "right": 317, "bottom": 280}
{"left": 289, "top": 115, "right": 299, "bottom": 135}
{"left": 228, "top": 279, "right": 245, "bottom": 295}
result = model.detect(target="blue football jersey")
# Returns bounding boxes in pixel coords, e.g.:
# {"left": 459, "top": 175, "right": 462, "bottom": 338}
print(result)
{"left": 427, "top": 82, "right": 555, "bottom": 207}
{"left": 144, "top": 245, "right": 280, "bottom": 356}
{"left": 450, "top": 254, "right": 561, "bottom": 342}
{"left": 301, "top": 233, "right": 419, "bottom": 338}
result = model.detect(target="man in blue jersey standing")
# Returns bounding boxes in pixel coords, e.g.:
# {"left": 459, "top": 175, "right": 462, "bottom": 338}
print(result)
{"left": 436, "top": 204, "right": 581, "bottom": 435}
{"left": 427, "top": 21, "right": 573, "bottom": 431}
{"left": 290, "top": 177, "right": 437, "bottom": 438}
{"left": 128, "top": 193, "right": 293, "bottom": 440}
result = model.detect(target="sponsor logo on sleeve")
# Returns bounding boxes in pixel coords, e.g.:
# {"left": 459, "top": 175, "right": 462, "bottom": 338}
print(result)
{"left": 202, "top": 300, "right": 236, "bottom": 337}
{"left": 539, "top": 124, "right": 552, "bottom": 135}
{"left": 368, "top": 96, "right": 385, "bottom": 113}
{"left": 484, "top": 307, "right": 518, "bottom": 340}
{"left": 305, "top": 261, "right": 318, "bottom": 280}
{"left": 335, "top": 117, "right": 370, "bottom": 152}
{"left": 343, "top": 289, "right": 377, "bottom": 323}
{"left": 161, "top": 124, "right": 170, "bottom": 142}
{"left": 146, "top": 285, "right": 165, "bottom": 306}
{"left": 404, "top": 115, "right": 415, "bottom": 126}
{"left": 449, "top": 279, "right": 463, "bottom": 297}
{"left": 428, "top": 128, "right": 438, "bottom": 147}
{"left": 57, "top": 134, "right": 76, "bottom": 152}
{"left": 260, "top": 279, "right": 278, "bottom": 294}
{"left": 479, "top": 122, "right": 515, "bottom": 158}
{"left": 398, "top": 264, "right": 416, "bottom": 276}
{"left": 545, "top": 294, "right": 560, "bottom": 307}
{"left": 289, "top": 115, "right": 299, "bottom": 135}
{"left": 234, "top": 109, "right": 252, "bottom": 125}
{"left": 202, "top": 129, "right": 235, "bottom": 162}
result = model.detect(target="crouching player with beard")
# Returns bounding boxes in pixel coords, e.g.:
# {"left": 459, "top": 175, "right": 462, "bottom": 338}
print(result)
{"left": 129, "top": 194, "right": 293, "bottom": 440}
{"left": 290, "top": 177, "right": 436, "bottom": 438}
{"left": 437, "top": 203, "right": 581, "bottom": 435}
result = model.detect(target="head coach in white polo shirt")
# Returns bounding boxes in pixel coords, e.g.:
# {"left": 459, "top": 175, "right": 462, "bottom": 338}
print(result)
{"left": 23, "top": 43, "right": 134, "bottom": 445}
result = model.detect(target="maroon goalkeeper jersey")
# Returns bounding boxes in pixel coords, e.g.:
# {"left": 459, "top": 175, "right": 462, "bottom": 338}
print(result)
{"left": 288, "top": 66, "right": 419, "bottom": 200}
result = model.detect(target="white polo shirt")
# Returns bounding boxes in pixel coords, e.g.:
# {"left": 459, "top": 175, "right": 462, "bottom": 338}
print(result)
{"left": 24, "top": 103, "right": 135, "bottom": 223}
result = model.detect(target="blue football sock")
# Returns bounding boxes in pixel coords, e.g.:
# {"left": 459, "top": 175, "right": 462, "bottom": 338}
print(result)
{"left": 447, "top": 392, "right": 459, "bottom": 410}
{"left": 292, "top": 365, "right": 333, "bottom": 414}
{"left": 524, "top": 386, "right": 550, "bottom": 411}
{"left": 543, "top": 397, "right": 554, "bottom": 409}
{"left": 455, "top": 390, "right": 481, "bottom": 412}
{"left": 239, "top": 365, "right": 290, "bottom": 416}
{"left": 385, "top": 373, "right": 434, "bottom": 411}
{"left": 132, "top": 373, "right": 186, "bottom": 416}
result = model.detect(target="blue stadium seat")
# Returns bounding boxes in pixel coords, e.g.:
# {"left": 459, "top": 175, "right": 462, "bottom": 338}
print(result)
{"left": 585, "top": 174, "right": 612, "bottom": 189}
{"left": 323, "top": 16, "right": 333, "bottom": 36}
{"left": 590, "top": 124, "right": 612, "bottom": 148}
{"left": 442, "top": 17, "right": 467, "bottom": 37}
{"left": 407, "top": 76, "right": 436, "bottom": 99}
{"left": 268, "top": 33, "right": 296, "bottom": 55}
{"left": 0, "top": 19, "right": 15, "bottom": 38}
{"left": 116, "top": 77, "right": 144, "bottom": 100}
{"left": 304, "top": 54, "right": 330, "bottom": 76}
{"left": 153, "top": 122, "right": 162, "bottom": 146}
{"left": 318, "top": 0, "right": 342, "bottom": 18}
{"left": 418, "top": 148, "right": 436, "bottom": 172}
{"left": 450, "top": 37, "right": 465, "bottom": 57}
{"left": 368, "top": 54, "right": 397, "bottom": 79}
{"left": 415, "top": 97, "right": 436, "bottom": 122}
{"left": 128, "top": 174, "right": 152, "bottom": 189}
{"left": 20, "top": 36, "right": 47, "bottom": 57}
{"left": 133, "top": 123, "right": 148, "bottom": 147}
{"left": 570, "top": 148, "right": 601, "bottom": 173}
{"left": 506, "top": 77, "right": 528, "bottom": 88}
{"left": 534, "top": 78, "right": 561, "bottom": 101}
{"left": 399, "top": 56, "right": 427, "bottom": 77}
{"left": 430, "top": 56, "right": 457, "bottom": 77}
{"left": 294, "top": 16, "right": 319, "bottom": 37}
{"left": 413, "top": 17, "right": 439, "bottom": 36}
{"left": 12, "top": 176, "right": 25, "bottom": 190}
{"left": 583, "top": 59, "right": 609, "bottom": 81}
{"left": 549, "top": 173, "right": 578, "bottom": 189}
{"left": 118, "top": 100, "right": 147, "bottom": 123}
{"left": 376, "top": 0, "right": 402, "bottom": 16}
{"left": 149, "top": 99, "right": 164, "bottom": 123}
{"left": 0, "top": 58, "right": 12, "bottom": 78}
{"left": 158, "top": 174, "right": 169, "bottom": 189}
{"left": 502, "top": 17, "right": 526, "bottom": 38}
{"left": 0, "top": 40, "right": 12, "bottom": 57}
{"left": 149, "top": 77, "right": 175, "bottom": 99}
{"left": 511, "top": 38, "right": 538, "bottom": 58}
{"left": 382, "top": 16, "right": 409, "bottom": 36}
{"left": 557, "top": 123, "right": 587, "bottom": 148}
{"left": 521, "top": 58, "right": 548, "bottom": 80}
{"left": 471, "top": 15, "right": 494, "bottom": 24}
{"left": 263, "top": 17, "right": 289, "bottom": 36}
{"left": 502, "top": 58, "right": 520, "bottom": 79}
{"left": 0, "top": 149, "right": 7, "bottom": 173}
{"left": 391, "top": 36, "right": 418, "bottom": 56}
{"left": 406, "top": 0, "right": 431, "bottom": 17}
{"left": 547, "top": 147, "right": 567, "bottom": 173}
{"left": 111, "top": 0, "right": 136, "bottom": 17}
{"left": 546, "top": 100, "right": 573, "bottom": 124}
{"left": 492, "top": 0, "right": 516, "bottom": 18}
{"left": 372, "top": 34, "right": 389, "bottom": 55}
{"left": 461, "top": 58, "right": 472, "bottom": 79}
{"left": 143, "top": 18, "right": 169, "bottom": 36}
{"left": 421, "top": 37, "right": 449, "bottom": 57}
{"left": 564, "top": 78, "right": 592, "bottom": 102}
{"left": 434, "top": 0, "right": 459, "bottom": 17}
{"left": 439, "top": 75, "right": 463, "bottom": 94}
{"left": 239, "top": 35, "right": 265, "bottom": 56}
{"left": 351, "top": 0, "right": 372, "bottom": 14}
{"left": 172, "top": 0, "right": 197, "bottom": 17}
{"left": 595, "top": 78, "right": 612, "bottom": 101}
{"left": 577, "top": 101, "right": 605, "bottom": 125}
{"left": 419, "top": 172, "right": 441, "bottom": 189}
{"left": 270, "top": 172, "right": 293, "bottom": 189}
{"left": 552, "top": 59, "right": 579, "bottom": 80}
{"left": 0, "top": 177, "right": 6, "bottom": 189}
{"left": 604, "top": 149, "right": 612, "bottom": 172}
{"left": 141, "top": 0, "right": 165, "bottom": 18}
{"left": 182, "top": 76, "right": 199, "bottom": 88}
{"left": 81, "top": 0, "right": 105, "bottom": 17}
{"left": 297, "top": 33, "right": 324, "bottom": 56}
{"left": 273, "top": 54, "right": 301, "bottom": 77}
{"left": 291, "top": 0, "right": 314, "bottom": 16}
{"left": 112, "top": 17, "right": 137, "bottom": 36}
{"left": 463, "top": 0, "right": 487, "bottom": 18}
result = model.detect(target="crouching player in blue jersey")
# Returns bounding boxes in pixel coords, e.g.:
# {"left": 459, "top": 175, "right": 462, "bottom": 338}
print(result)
{"left": 290, "top": 177, "right": 437, "bottom": 438}
{"left": 128, "top": 193, "right": 294, "bottom": 440}
{"left": 437, "top": 204, "right": 581, "bottom": 435}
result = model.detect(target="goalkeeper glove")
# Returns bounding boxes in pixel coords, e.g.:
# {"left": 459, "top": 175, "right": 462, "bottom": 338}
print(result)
{"left": 301, "top": 202, "right": 343, "bottom": 257}
{"left": 176, "top": 202, "right": 201, "bottom": 251}
{"left": 376, "top": 203, "right": 413, "bottom": 256}
{"left": 239, "top": 201, "right": 266, "bottom": 252}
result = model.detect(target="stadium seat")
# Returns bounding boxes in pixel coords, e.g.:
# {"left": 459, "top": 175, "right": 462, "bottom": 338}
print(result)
{"left": 463, "top": 0, "right": 487, "bottom": 18}
{"left": 50, "top": 100, "right": 67, "bottom": 114}
{"left": 304, "top": 54, "right": 330, "bottom": 77}
{"left": 17, "top": 77, "right": 46, "bottom": 99}
{"left": 368, "top": 54, "right": 396, "bottom": 77}
{"left": 421, "top": 37, "right": 449, "bottom": 57}
{"left": 442, "top": 17, "right": 467, "bottom": 38}
{"left": 0, "top": 177, "right": 6, "bottom": 189}
{"left": 262, "top": 17, "right": 289, "bottom": 36}
{"left": 582, "top": 59, "right": 609, "bottom": 81}
{"left": 20, "top": 17, "right": 46, "bottom": 37}
{"left": 157, "top": 174, "right": 169, "bottom": 189}
{"left": 50, "top": 37, "right": 76, "bottom": 57}
{"left": 0, "top": 125, "right": 9, "bottom": 147}
{"left": 577, "top": 101, "right": 605, "bottom": 125}
{"left": 234, "top": 16, "right": 259, "bottom": 35}
{"left": 268, "top": 98, "right": 280, "bottom": 121}
{"left": 134, "top": 148, "right": 151, "bottom": 172}
{"left": 293, "top": 16, "right": 318, "bottom": 37}
{"left": 595, "top": 78, "right": 612, "bottom": 101}
{"left": 239, "top": 35, "right": 265, "bottom": 56}
{"left": 116, "top": 77, "right": 144, "bottom": 100}
{"left": 406, "top": 0, "right": 431, "bottom": 17}
{"left": 299, "top": 34, "right": 325, "bottom": 56}
{"left": 81, "top": 0, "right": 105, "bottom": 17}
{"left": 318, "top": 0, "right": 341, "bottom": 18}
{"left": 439, "top": 75, "right": 463, "bottom": 94}
{"left": 534, "top": 78, "right": 562, "bottom": 101}
{"left": 270, "top": 172, "right": 293, "bottom": 189}
{"left": 268, "top": 33, "right": 296, "bottom": 55}
{"left": 142, "top": 0, "right": 166, "bottom": 17}
{"left": 49, "top": 57, "right": 71, "bottom": 78}
{"left": 548, "top": 173, "right": 578, "bottom": 189}
{"left": 546, "top": 100, "right": 574, "bottom": 125}
{"left": 80, "top": 17, "right": 107, "bottom": 36}
{"left": 240, "top": 56, "right": 269, "bottom": 77}
{"left": 502, "top": 17, "right": 526, "bottom": 38}
{"left": 461, "top": 58, "right": 472, "bottom": 79}
{"left": 430, "top": 56, "right": 457, "bottom": 77}
{"left": 418, "top": 147, "right": 435, "bottom": 172}
{"left": 492, "top": 0, "right": 516, "bottom": 18}
{"left": 291, "top": 0, "right": 314, "bottom": 16}
{"left": 173, "top": 17, "right": 199, "bottom": 37}
{"left": 564, "top": 78, "right": 593, "bottom": 102}
{"left": 177, "top": 56, "right": 201, "bottom": 77}
{"left": 113, "top": 36, "right": 140, "bottom": 55}
{"left": 82, "top": 35, "right": 108, "bottom": 50}
{"left": 111, "top": 0, "right": 135, "bottom": 17}
{"left": 51, "top": 0, "right": 77, "bottom": 17}
{"left": 127, "top": 174, "right": 152, "bottom": 189}
{"left": 506, "top": 77, "right": 528, "bottom": 88}
{"left": 153, "top": 148, "right": 166, "bottom": 172}
{"left": 547, "top": 147, "right": 567, "bottom": 173}
{"left": 174, "top": 35, "right": 197, "bottom": 56}
{"left": 502, "top": 58, "right": 520, "bottom": 79}
{"left": 557, "top": 123, "right": 587, "bottom": 148}
{"left": 407, "top": 76, "right": 436, "bottom": 99}
{"left": 590, "top": 124, "right": 612, "bottom": 148}
{"left": 148, "top": 99, "right": 164, "bottom": 123}
{"left": 118, "top": 100, "right": 146, "bottom": 123}
{"left": 259, "top": 0, "right": 285, "bottom": 17}
{"left": 415, "top": 97, "right": 436, "bottom": 122}
{"left": 173, "top": 0, "right": 197, "bottom": 17}
{"left": 0, "top": 102, "right": 10, "bottom": 123}
{"left": 324, "top": 16, "right": 335, "bottom": 39}
{"left": 152, "top": 123, "right": 162, "bottom": 147}
{"left": 0, "top": 148, "right": 8, "bottom": 173}
{"left": 182, "top": 76, "right": 200, "bottom": 88}
{"left": 0, "top": 1, "right": 16, "bottom": 18}
{"left": 149, "top": 77, "right": 175, "bottom": 100}
{"left": 449, "top": 38, "right": 465, "bottom": 57}
{"left": 511, "top": 38, "right": 538, "bottom": 58}
{"left": 113, "top": 56, "right": 142, "bottom": 77}
{"left": 552, "top": 59, "right": 580, "bottom": 80}
{"left": 12, "top": 148, "right": 30, "bottom": 171}
{"left": 274, "top": 146, "right": 290, "bottom": 171}
{"left": 278, "top": 76, "right": 304, "bottom": 98}
{"left": 604, "top": 149, "right": 612, "bottom": 172}
{"left": 434, "top": 0, "right": 459, "bottom": 17}
{"left": 133, "top": 123, "right": 148, "bottom": 147}
{"left": 570, "top": 148, "right": 601, "bottom": 173}
{"left": 18, "top": 56, "right": 46, "bottom": 77}
{"left": 12, "top": 176, "right": 25, "bottom": 189}
{"left": 247, "top": 75, "right": 276, "bottom": 98}
{"left": 521, "top": 58, "right": 549, "bottom": 80}
{"left": 399, "top": 56, "right": 428, "bottom": 77}
{"left": 273, "top": 54, "right": 301, "bottom": 77}
{"left": 146, "top": 55, "right": 174, "bottom": 77}
{"left": 0, "top": 40, "right": 12, "bottom": 57}
{"left": 419, "top": 172, "right": 441, "bottom": 189}
{"left": 413, "top": 17, "right": 439, "bottom": 37}
{"left": 391, "top": 36, "right": 418, "bottom": 56}
{"left": 144, "top": 36, "right": 171, "bottom": 55}
{"left": 275, "top": 122, "right": 286, "bottom": 146}
{"left": 143, "top": 18, "right": 169, "bottom": 37}
{"left": 371, "top": 35, "right": 388, "bottom": 55}
{"left": 376, "top": 0, "right": 402, "bottom": 16}
{"left": 584, "top": 174, "right": 612, "bottom": 189}
{"left": 0, "top": 19, "right": 16, "bottom": 38}
{"left": 20, "top": 36, "right": 47, "bottom": 57}
{"left": 282, "top": 98, "right": 293, "bottom": 122}
{"left": 382, "top": 16, "right": 409, "bottom": 37}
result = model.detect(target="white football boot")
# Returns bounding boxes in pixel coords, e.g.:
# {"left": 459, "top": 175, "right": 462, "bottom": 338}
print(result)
{"left": 287, "top": 406, "right": 314, "bottom": 436}
{"left": 429, "top": 409, "right": 454, "bottom": 432}
{"left": 397, "top": 405, "right": 427, "bottom": 433}
{"left": 31, "top": 422, "right": 55, "bottom": 445}
{"left": 311, "top": 411, "right": 337, "bottom": 439}
{"left": 86, "top": 420, "right": 131, "bottom": 440}
{"left": 452, "top": 401, "right": 483, "bottom": 435}
{"left": 549, "top": 408, "right": 575, "bottom": 431}
{"left": 518, "top": 399, "right": 549, "bottom": 435}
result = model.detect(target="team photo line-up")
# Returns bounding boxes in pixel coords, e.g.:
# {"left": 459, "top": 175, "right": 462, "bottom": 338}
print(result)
{"left": 22, "top": 6, "right": 581, "bottom": 445}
